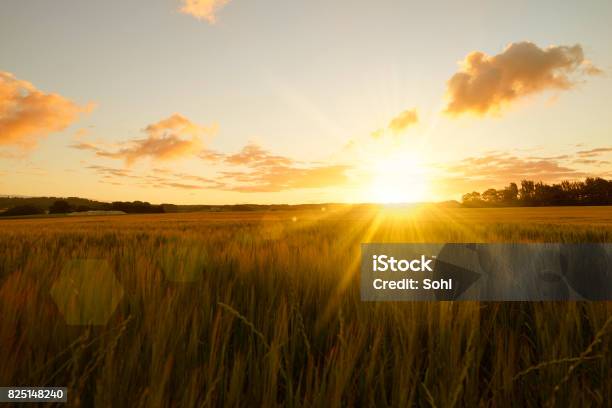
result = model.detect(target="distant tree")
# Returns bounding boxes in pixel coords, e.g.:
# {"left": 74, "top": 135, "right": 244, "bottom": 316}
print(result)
{"left": 161, "top": 204, "right": 179, "bottom": 213}
{"left": 49, "top": 200, "right": 72, "bottom": 214}
{"left": 0, "top": 205, "right": 45, "bottom": 217}
{"left": 583, "top": 177, "right": 611, "bottom": 205}
{"left": 534, "top": 182, "right": 565, "bottom": 206}
{"left": 110, "top": 201, "right": 165, "bottom": 214}
{"left": 482, "top": 189, "right": 500, "bottom": 204}
{"left": 520, "top": 180, "right": 535, "bottom": 203}
{"left": 560, "top": 180, "right": 583, "bottom": 204}
{"left": 502, "top": 182, "right": 519, "bottom": 204}
{"left": 74, "top": 205, "right": 92, "bottom": 212}
{"left": 461, "top": 192, "right": 483, "bottom": 207}
{"left": 463, "top": 177, "right": 612, "bottom": 208}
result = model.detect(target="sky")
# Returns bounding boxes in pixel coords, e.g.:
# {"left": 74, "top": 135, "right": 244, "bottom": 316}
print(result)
{"left": 1, "top": 0, "right": 611, "bottom": 204}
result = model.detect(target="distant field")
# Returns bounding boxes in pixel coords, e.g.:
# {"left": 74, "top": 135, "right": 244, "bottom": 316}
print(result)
{"left": 1, "top": 206, "right": 611, "bottom": 406}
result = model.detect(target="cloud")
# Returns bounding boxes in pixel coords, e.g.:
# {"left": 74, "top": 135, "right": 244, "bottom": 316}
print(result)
{"left": 573, "top": 159, "right": 610, "bottom": 165}
{"left": 87, "top": 165, "right": 135, "bottom": 178}
{"left": 84, "top": 140, "right": 349, "bottom": 193}
{"left": 433, "top": 151, "right": 601, "bottom": 198}
{"left": 80, "top": 114, "right": 217, "bottom": 165}
{"left": 576, "top": 147, "right": 612, "bottom": 157}
{"left": 160, "top": 182, "right": 203, "bottom": 190}
{"left": 195, "top": 142, "right": 297, "bottom": 167}
{"left": 372, "top": 109, "right": 418, "bottom": 138}
{"left": 86, "top": 163, "right": 227, "bottom": 190}
{"left": 388, "top": 109, "right": 418, "bottom": 133}
{"left": 444, "top": 42, "right": 601, "bottom": 116}
{"left": 443, "top": 153, "right": 587, "bottom": 182}
{"left": 198, "top": 143, "right": 350, "bottom": 192}
{"left": 179, "top": 0, "right": 231, "bottom": 23}
{"left": 199, "top": 149, "right": 226, "bottom": 162}
{"left": 210, "top": 143, "right": 350, "bottom": 192}
{"left": 220, "top": 164, "right": 351, "bottom": 193}
{"left": 71, "top": 141, "right": 101, "bottom": 151}
{"left": 0, "top": 71, "right": 92, "bottom": 148}
{"left": 224, "top": 143, "right": 294, "bottom": 167}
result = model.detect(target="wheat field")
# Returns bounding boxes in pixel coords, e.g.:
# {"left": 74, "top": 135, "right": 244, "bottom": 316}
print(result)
{"left": 0, "top": 206, "right": 611, "bottom": 407}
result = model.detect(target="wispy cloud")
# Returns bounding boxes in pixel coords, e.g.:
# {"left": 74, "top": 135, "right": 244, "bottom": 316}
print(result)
{"left": 87, "top": 165, "right": 136, "bottom": 178}
{"left": 179, "top": 0, "right": 231, "bottom": 23}
{"left": 74, "top": 114, "right": 217, "bottom": 165}
{"left": 442, "top": 153, "right": 587, "bottom": 182}
{"left": 576, "top": 147, "right": 612, "bottom": 157}
{"left": 372, "top": 109, "right": 418, "bottom": 138}
{"left": 71, "top": 142, "right": 102, "bottom": 151}
{"left": 86, "top": 164, "right": 226, "bottom": 190}
{"left": 444, "top": 42, "right": 601, "bottom": 117}
{"left": 432, "top": 146, "right": 612, "bottom": 198}
{"left": 431, "top": 150, "right": 611, "bottom": 198}
{"left": 84, "top": 141, "right": 350, "bottom": 193}
{"left": 220, "top": 164, "right": 351, "bottom": 193}
{"left": 224, "top": 143, "right": 294, "bottom": 167}
{"left": 0, "top": 71, "right": 93, "bottom": 148}
{"left": 159, "top": 182, "right": 203, "bottom": 190}
{"left": 208, "top": 143, "right": 350, "bottom": 192}
{"left": 199, "top": 149, "right": 226, "bottom": 162}
{"left": 573, "top": 159, "right": 610, "bottom": 165}
{"left": 388, "top": 109, "right": 419, "bottom": 133}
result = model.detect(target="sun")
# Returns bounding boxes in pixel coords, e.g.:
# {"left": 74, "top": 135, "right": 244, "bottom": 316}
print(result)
{"left": 367, "top": 152, "right": 429, "bottom": 203}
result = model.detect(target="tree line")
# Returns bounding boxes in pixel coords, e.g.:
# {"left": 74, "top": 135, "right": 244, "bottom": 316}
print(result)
{"left": 0, "top": 199, "right": 165, "bottom": 217}
{"left": 462, "top": 177, "right": 612, "bottom": 207}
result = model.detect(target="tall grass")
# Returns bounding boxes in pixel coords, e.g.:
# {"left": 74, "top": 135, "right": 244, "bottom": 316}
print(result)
{"left": 0, "top": 206, "right": 611, "bottom": 407}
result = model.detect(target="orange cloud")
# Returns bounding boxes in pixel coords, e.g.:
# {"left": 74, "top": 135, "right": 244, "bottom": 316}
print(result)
{"left": 444, "top": 42, "right": 601, "bottom": 116}
{"left": 0, "top": 71, "right": 92, "bottom": 148}
{"left": 432, "top": 151, "right": 609, "bottom": 198}
{"left": 200, "top": 143, "right": 350, "bottom": 192}
{"left": 71, "top": 141, "right": 101, "bottom": 151}
{"left": 199, "top": 149, "right": 226, "bottom": 162}
{"left": 576, "top": 147, "right": 612, "bottom": 158}
{"left": 84, "top": 114, "right": 217, "bottom": 165}
{"left": 372, "top": 109, "right": 418, "bottom": 138}
{"left": 214, "top": 143, "right": 350, "bottom": 192}
{"left": 179, "top": 0, "right": 231, "bottom": 23}
{"left": 388, "top": 109, "right": 418, "bottom": 133}
{"left": 221, "top": 164, "right": 350, "bottom": 192}
{"left": 225, "top": 143, "right": 294, "bottom": 167}
{"left": 86, "top": 164, "right": 227, "bottom": 190}
{"left": 441, "top": 152, "right": 588, "bottom": 187}
{"left": 84, "top": 140, "right": 349, "bottom": 192}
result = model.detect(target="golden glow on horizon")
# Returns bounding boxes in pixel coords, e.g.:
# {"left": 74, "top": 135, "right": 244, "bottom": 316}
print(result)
{"left": 367, "top": 152, "right": 428, "bottom": 204}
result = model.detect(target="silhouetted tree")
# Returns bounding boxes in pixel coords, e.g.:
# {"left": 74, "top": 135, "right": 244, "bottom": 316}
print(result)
{"left": 462, "top": 192, "right": 483, "bottom": 207}
{"left": 502, "top": 182, "right": 519, "bottom": 204}
{"left": 462, "top": 177, "right": 612, "bottom": 207}
{"left": 109, "top": 201, "right": 165, "bottom": 214}
{"left": 520, "top": 180, "right": 535, "bottom": 203}
{"left": 482, "top": 188, "right": 500, "bottom": 204}
{"left": 0, "top": 205, "right": 45, "bottom": 217}
{"left": 583, "top": 177, "right": 611, "bottom": 204}
{"left": 49, "top": 200, "right": 72, "bottom": 214}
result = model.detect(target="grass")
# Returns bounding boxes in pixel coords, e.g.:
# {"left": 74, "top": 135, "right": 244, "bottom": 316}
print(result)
{"left": 0, "top": 206, "right": 611, "bottom": 407}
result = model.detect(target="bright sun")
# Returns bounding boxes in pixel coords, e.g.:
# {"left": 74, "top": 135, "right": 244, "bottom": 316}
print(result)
{"left": 367, "top": 152, "right": 428, "bottom": 203}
